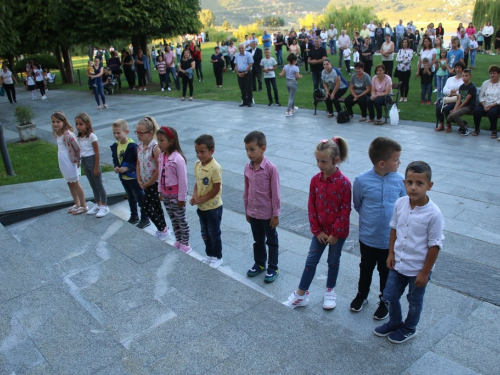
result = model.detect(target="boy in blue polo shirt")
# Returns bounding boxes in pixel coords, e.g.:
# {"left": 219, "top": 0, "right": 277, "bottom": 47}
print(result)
{"left": 350, "top": 137, "right": 405, "bottom": 319}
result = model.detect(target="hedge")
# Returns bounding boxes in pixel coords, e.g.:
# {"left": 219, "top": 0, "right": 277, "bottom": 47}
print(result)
{"left": 15, "top": 55, "right": 59, "bottom": 74}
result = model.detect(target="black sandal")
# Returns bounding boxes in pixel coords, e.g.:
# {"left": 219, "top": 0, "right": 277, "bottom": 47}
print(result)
{"left": 327, "top": 113, "right": 334, "bottom": 118}
{"left": 472, "top": 130, "right": 480, "bottom": 136}
{"left": 491, "top": 132, "right": 497, "bottom": 139}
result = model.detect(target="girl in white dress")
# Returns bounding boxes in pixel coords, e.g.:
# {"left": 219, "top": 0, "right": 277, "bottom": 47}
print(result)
{"left": 51, "top": 111, "right": 87, "bottom": 215}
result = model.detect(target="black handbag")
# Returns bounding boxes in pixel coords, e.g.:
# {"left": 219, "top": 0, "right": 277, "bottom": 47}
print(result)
{"left": 337, "top": 106, "right": 350, "bottom": 124}
{"left": 393, "top": 68, "right": 399, "bottom": 79}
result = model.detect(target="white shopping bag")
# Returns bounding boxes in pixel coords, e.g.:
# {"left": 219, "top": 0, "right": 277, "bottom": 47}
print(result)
{"left": 389, "top": 104, "right": 399, "bottom": 126}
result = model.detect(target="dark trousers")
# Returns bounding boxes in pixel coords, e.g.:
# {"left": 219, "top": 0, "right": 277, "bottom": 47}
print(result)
{"left": 382, "top": 60, "right": 394, "bottom": 78}
{"left": 136, "top": 65, "right": 146, "bottom": 87}
{"left": 484, "top": 35, "right": 492, "bottom": 51}
{"left": 367, "top": 96, "right": 387, "bottom": 120}
{"left": 36, "top": 80, "right": 45, "bottom": 96}
{"left": 195, "top": 60, "right": 203, "bottom": 80}
{"left": 197, "top": 206, "right": 223, "bottom": 259}
{"left": 473, "top": 104, "right": 500, "bottom": 132}
{"left": 144, "top": 183, "right": 166, "bottom": 231}
{"left": 326, "top": 87, "right": 348, "bottom": 114}
{"left": 363, "top": 61, "right": 373, "bottom": 77}
{"left": 421, "top": 83, "right": 432, "bottom": 102}
{"left": 249, "top": 217, "right": 279, "bottom": 271}
{"left": 238, "top": 72, "right": 253, "bottom": 105}
{"left": 464, "top": 53, "right": 469, "bottom": 68}
{"left": 124, "top": 67, "right": 135, "bottom": 89}
{"left": 398, "top": 70, "right": 411, "bottom": 97}
{"left": 344, "top": 60, "right": 351, "bottom": 75}
{"left": 436, "top": 103, "right": 455, "bottom": 124}
{"left": 264, "top": 77, "right": 279, "bottom": 103}
{"left": 311, "top": 71, "right": 322, "bottom": 91}
{"left": 181, "top": 75, "right": 193, "bottom": 97}
{"left": 252, "top": 69, "right": 262, "bottom": 90}
{"left": 158, "top": 73, "right": 168, "bottom": 89}
{"left": 214, "top": 67, "right": 223, "bottom": 85}
{"left": 301, "top": 50, "right": 309, "bottom": 71}
{"left": 2, "top": 83, "right": 16, "bottom": 103}
{"left": 121, "top": 178, "right": 148, "bottom": 219}
{"left": 345, "top": 94, "right": 368, "bottom": 117}
{"left": 357, "top": 241, "right": 389, "bottom": 298}
{"left": 224, "top": 56, "right": 230, "bottom": 68}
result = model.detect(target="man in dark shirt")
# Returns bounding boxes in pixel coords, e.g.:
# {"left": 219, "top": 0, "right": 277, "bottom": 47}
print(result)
{"left": 275, "top": 32, "right": 284, "bottom": 66}
{"left": 250, "top": 41, "right": 263, "bottom": 91}
{"left": 308, "top": 38, "right": 327, "bottom": 91}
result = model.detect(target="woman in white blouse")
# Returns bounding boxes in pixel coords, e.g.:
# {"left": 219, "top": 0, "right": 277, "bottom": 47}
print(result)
{"left": 320, "top": 27, "right": 328, "bottom": 51}
{"left": 483, "top": 21, "right": 494, "bottom": 55}
{"left": 473, "top": 65, "right": 500, "bottom": 138}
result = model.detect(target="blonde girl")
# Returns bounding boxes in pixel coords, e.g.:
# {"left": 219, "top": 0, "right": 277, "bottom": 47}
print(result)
{"left": 156, "top": 126, "right": 191, "bottom": 253}
{"left": 75, "top": 112, "right": 109, "bottom": 217}
{"left": 136, "top": 116, "right": 169, "bottom": 239}
{"left": 52, "top": 111, "right": 87, "bottom": 215}
{"left": 284, "top": 137, "right": 351, "bottom": 310}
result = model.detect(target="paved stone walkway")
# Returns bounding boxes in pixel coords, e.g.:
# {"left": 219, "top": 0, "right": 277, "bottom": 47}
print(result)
{"left": 0, "top": 88, "right": 499, "bottom": 374}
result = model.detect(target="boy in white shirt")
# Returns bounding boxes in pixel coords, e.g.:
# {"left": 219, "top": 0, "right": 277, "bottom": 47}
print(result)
{"left": 374, "top": 161, "right": 445, "bottom": 344}
{"left": 261, "top": 48, "right": 281, "bottom": 106}
{"left": 352, "top": 47, "right": 360, "bottom": 64}
{"left": 343, "top": 47, "right": 351, "bottom": 74}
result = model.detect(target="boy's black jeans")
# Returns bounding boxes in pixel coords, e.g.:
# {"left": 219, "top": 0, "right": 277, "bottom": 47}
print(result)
{"left": 357, "top": 241, "right": 389, "bottom": 298}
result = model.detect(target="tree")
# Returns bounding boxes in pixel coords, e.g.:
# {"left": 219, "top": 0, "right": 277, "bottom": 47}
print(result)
{"left": 199, "top": 9, "right": 215, "bottom": 29}
{"left": 473, "top": 0, "right": 499, "bottom": 31}
{"left": 222, "top": 20, "right": 230, "bottom": 31}
{"left": 0, "top": 0, "right": 20, "bottom": 69}
{"left": 321, "top": 4, "right": 381, "bottom": 35}
{"left": 260, "top": 16, "right": 285, "bottom": 28}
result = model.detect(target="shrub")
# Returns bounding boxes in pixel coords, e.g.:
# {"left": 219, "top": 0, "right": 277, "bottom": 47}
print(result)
{"left": 14, "top": 105, "right": 35, "bottom": 125}
{"left": 15, "top": 55, "right": 59, "bottom": 74}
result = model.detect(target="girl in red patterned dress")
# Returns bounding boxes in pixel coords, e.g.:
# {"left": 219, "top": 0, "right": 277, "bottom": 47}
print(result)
{"left": 284, "top": 136, "right": 351, "bottom": 310}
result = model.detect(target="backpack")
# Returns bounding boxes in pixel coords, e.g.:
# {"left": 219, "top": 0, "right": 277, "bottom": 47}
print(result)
{"left": 337, "top": 106, "right": 350, "bottom": 124}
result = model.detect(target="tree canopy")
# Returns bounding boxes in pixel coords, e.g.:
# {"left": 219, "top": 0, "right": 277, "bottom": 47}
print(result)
{"left": 199, "top": 9, "right": 215, "bottom": 29}
{"left": 473, "top": 0, "right": 499, "bottom": 30}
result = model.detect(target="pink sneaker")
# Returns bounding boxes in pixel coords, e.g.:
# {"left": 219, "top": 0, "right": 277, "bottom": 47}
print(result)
{"left": 173, "top": 241, "right": 181, "bottom": 249}
{"left": 178, "top": 243, "right": 192, "bottom": 254}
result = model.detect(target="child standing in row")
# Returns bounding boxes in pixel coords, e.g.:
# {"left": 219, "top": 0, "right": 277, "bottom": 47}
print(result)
{"left": 244, "top": 131, "right": 281, "bottom": 283}
{"left": 110, "top": 119, "right": 149, "bottom": 228}
{"left": 284, "top": 137, "right": 351, "bottom": 310}
{"left": 157, "top": 126, "right": 191, "bottom": 251}
{"left": 374, "top": 161, "right": 444, "bottom": 344}
{"left": 190, "top": 135, "right": 224, "bottom": 269}
{"left": 136, "top": 116, "right": 170, "bottom": 238}
{"left": 52, "top": 111, "right": 87, "bottom": 215}
{"left": 75, "top": 112, "right": 109, "bottom": 218}
{"left": 350, "top": 137, "right": 405, "bottom": 319}
{"left": 435, "top": 50, "right": 448, "bottom": 102}
{"left": 27, "top": 73, "right": 36, "bottom": 100}
{"left": 419, "top": 58, "right": 433, "bottom": 104}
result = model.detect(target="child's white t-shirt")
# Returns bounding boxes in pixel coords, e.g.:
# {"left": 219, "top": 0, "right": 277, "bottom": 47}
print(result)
{"left": 353, "top": 51, "right": 360, "bottom": 63}
{"left": 27, "top": 76, "right": 35, "bottom": 86}
{"left": 78, "top": 133, "right": 98, "bottom": 157}
{"left": 34, "top": 69, "right": 44, "bottom": 82}
{"left": 343, "top": 48, "right": 351, "bottom": 60}
{"left": 261, "top": 57, "right": 277, "bottom": 78}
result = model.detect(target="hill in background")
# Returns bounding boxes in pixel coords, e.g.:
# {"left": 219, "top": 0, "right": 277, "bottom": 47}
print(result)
{"left": 201, "top": 0, "right": 475, "bottom": 28}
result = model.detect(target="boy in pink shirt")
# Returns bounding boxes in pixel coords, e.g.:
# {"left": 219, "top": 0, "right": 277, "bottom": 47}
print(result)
{"left": 244, "top": 131, "right": 281, "bottom": 283}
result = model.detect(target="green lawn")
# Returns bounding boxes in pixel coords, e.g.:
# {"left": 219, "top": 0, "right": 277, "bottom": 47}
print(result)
{"left": 61, "top": 45, "right": 495, "bottom": 124}
{"left": 0, "top": 140, "right": 113, "bottom": 186}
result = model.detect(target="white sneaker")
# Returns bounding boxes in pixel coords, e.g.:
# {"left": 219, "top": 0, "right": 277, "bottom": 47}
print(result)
{"left": 283, "top": 291, "right": 309, "bottom": 309}
{"left": 161, "top": 88, "right": 164, "bottom": 92}
{"left": 155, "top": 228, "right": 171, "bottom": 240}
{"left": 323, "top": 288, "right": 337, "bottom": 310}
{"left": 95, "top": 206, "right": 110, "bottom": 218}
{"left": 285, "top": 111, "right": 292, "bottom": 117}
{"left": 167, "top": 87, "right": 171, "bottom": 91}
{"left": 42, "top": 95, "right": 47, "bottom": 100}
{"left": 202, "top": 256, "right": 214, "bottom": 264}
{"left": 292, "top": 106, "right": 299, "bottom": 113}
{"left": 210, "top": 258, "right": 223, "bottom": 269}
{"left": 144, "top": 88, "right": 147, "bottom": 91}
{"left": 86, "top": 205, "right": 100, "bottom": 215}
{"left": 432, "top": 89, "right": 437, "bottom": 93}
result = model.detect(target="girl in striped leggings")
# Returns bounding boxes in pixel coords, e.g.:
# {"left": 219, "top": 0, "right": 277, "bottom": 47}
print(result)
{"left": 156, "top": 126, "right": 191, "bottom": 253}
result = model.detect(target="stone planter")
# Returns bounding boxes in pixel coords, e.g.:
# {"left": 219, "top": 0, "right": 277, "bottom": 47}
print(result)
{"left": 16, "top": 122, "right": 37, "bottom": 142}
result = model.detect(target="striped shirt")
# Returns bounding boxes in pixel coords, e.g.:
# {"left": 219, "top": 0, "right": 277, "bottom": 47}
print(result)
{"left": 157, "top": 61, "right": 166, "bottom": 74}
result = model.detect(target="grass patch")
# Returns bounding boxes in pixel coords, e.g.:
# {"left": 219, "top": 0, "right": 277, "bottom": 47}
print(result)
{"left": 57, "top": 45, "right": 495, "bottom": 125}
{"left": 0, "top": 140, "right": 113, "bottom": 186}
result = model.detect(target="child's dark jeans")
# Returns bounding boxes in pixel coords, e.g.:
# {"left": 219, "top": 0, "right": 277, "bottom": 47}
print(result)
{"left": 197, "top": 206, "right": 223, "bottom": 259}
{"left": 249, "top": 217, "right": 279, "bottom": 271}
{"left": 421, "top": 83, "right": 432, "bottom": 101}
{"left": 121, "top": 179, "right": 148, "bottom": 219}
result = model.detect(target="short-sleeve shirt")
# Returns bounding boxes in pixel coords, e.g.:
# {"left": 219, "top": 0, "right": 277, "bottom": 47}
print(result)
{"left": 0, "top": 69, "right": 14, "bottom": 84}
{"left": 137, "top": 140, "right": 158, "bottom": 182}
{"left": 261, "top": 57, "right": 277, "bottom": 78}
{"left": 447, "top": 49, "right": 464, "bottom": 68}
{"left": 350, "top": 72, "right": 372, "bottom": 95}
{"left": 194, "top": 158, "right": 223, "bottom": 211}
{"left": 308, "top": 46, "right": 327, "bottom": 72}
{"left": 372, "top": 74, "right": 392, "bottom": 95}
{"left": 322, "top": 68, "right": 347, "bottom": 90}
{"left": 164, "top": 51, "right": 176, "bottom": 67}
{"left": 78, "top": 133, "right": 98, "bottom": 158}
{"left": 420, "top": 48, "right": 436, "bottom": 68}
{"left": 234, "top": 51, "right": 254, "bottom": 72}
{"left": 283, "top": 64, "right": 299, "bottom": 80}
{"left": 458, "top": 82, "right": 477, "bottom": 110}
{"left": 211, "top": 53, "right": 224, "bottom": 68}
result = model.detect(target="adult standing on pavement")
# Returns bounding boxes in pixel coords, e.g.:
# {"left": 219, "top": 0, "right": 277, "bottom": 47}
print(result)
{"left": 250, "top": 41, "right": 263, "bottom": 92}
{"left": 274, "top": 32, "right": 285, "bottom": 66}
{"left": 87, "top": 58, "right": 108, "bottom": 109}
{"left": 308, "top": 38, "right": 327, "bottom": 92}
{"left": 234, "top": 43, "right": 254, "bottom": 107}
{"left": 395, "top": 20, "right": 405, "bottom": 52}
{"left": 135, "top": 49, "right": 147, "bottom": 91}
{"left": 381, "top": 34, "right": 395, "bottom": 78}
{"left": 322, "top": 59, "right": 348, "bottom": 118}
{"left": 473, "top": 65, "right": 500, "bottom": 138}
{"left": 337, "top": 30, "right": 350, "bottom": 68}
{"left": 0, "top": 64, "right": 18, "bottom": 104}
{"left": 327, "top": 24, "right": 338, "bottom": 55}
{"left": 164, "top": 44, "right": 179, "bottom": 90}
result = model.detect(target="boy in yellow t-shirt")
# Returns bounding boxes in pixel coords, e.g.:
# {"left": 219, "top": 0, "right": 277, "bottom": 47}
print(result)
{"left": 189, "top": 134, "right": 223, "bottom": 269}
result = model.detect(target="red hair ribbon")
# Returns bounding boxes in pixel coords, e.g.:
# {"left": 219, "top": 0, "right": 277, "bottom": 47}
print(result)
{"left": 161, "top": 126, "right": 174, "bottom": 139}
{"left": 332, "top": 137, "right": 338, "bottom": 144}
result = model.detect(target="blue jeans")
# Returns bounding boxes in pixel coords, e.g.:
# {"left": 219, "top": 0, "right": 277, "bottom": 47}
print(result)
{"left": 249, "top": 217, "right": 279, "bottom": 271}
{"left": 166, "top": 67, "right": 179, "bottom": 90}
{"left": 383, "top": 270, "right": 431, "bottom": 329}
{"left": 197, "top": 206, "right": 223, "bottom": 259}
{"left": 298, "top": 236, "right": 346, "bottom": 291}
{"left": 276, "top": 50, "right": 283, "bottom": 66}
{"left": 93, "top": 78, "right": 106, "bottom": 106}
{"left": 470, "top": 50, "right": 477, "bottom": 67}
{"left": 311, "top": 71, "right": 322, "bottom": 91}
{"left": 421, "top": 83, "right": 432, "bottom": 102}
{"left": 121, "top": 178, "right": 147, "bottom": 219}
{"left": 329, "top": 39, "right": 336, "bottom": 54}
{"left": 435, "top": 75, "right": 447, "bottom": 100}
{"left": 321, "top": 42, "right": 327, "bottom": 51}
